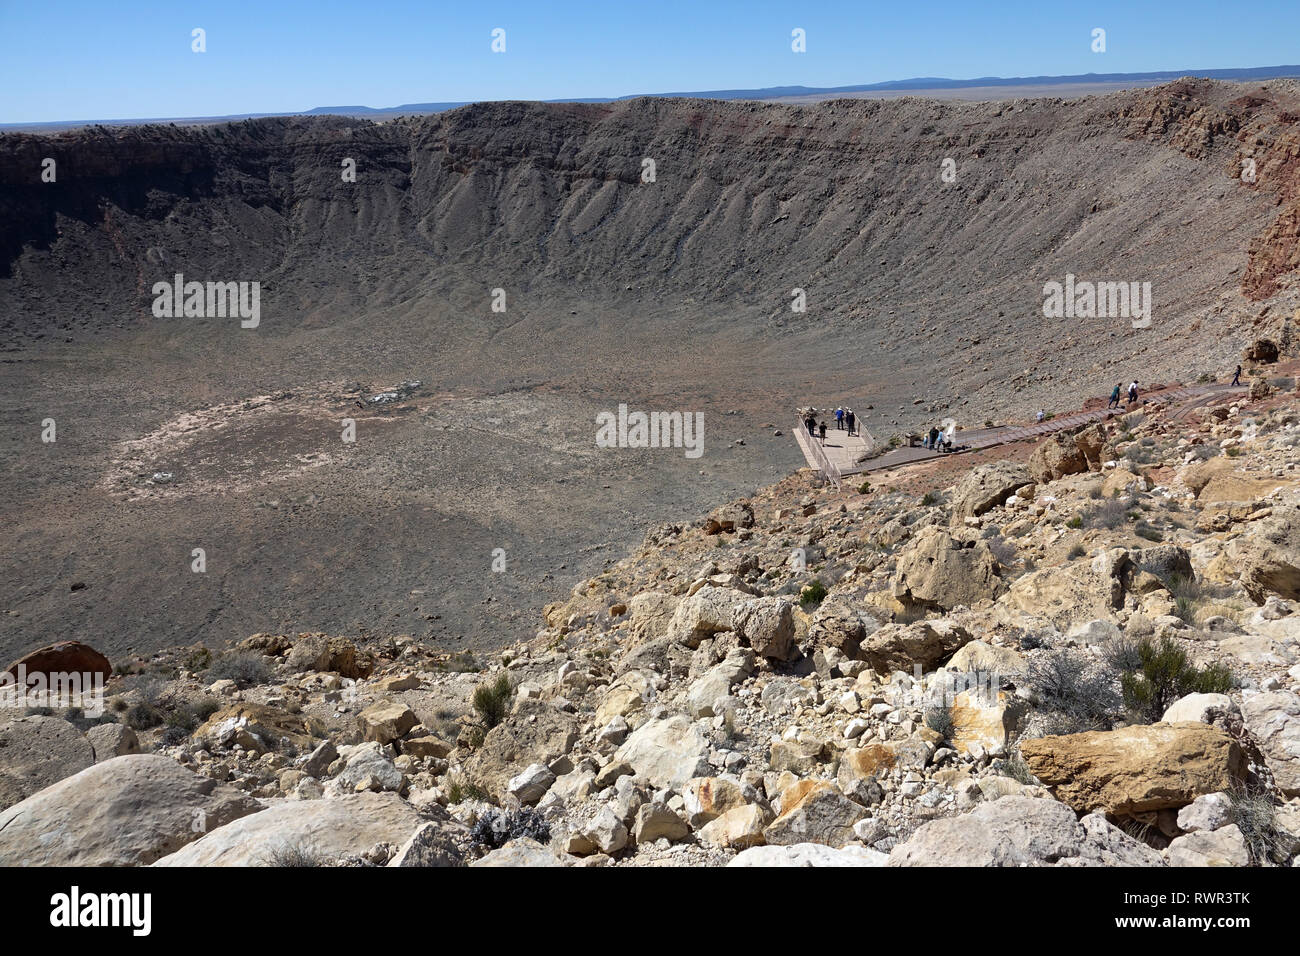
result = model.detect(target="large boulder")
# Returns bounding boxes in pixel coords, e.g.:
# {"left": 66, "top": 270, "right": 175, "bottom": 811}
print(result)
{"left": 731, "top": 597, "right": 796, "bottom": 661}
{"left": 1019, "top": 723, "right": 1245, "bottom": 815}
{"left": 1028, "top": 425, "right": 1104, "bottom": 484}
{"left": 892, "top": 527, "right": 1002, "bottom": 611}
{"left": 614, "top": 715, "right": 712, "bottom": 789}
{"left": 805, "top": 597, "right": 869, "bottom": 657}
{"left": 284, "top": 633, "right": 372, "bottom": 679}
{"left": 888, "top": 795, "right": 1162, "bottom": 866}
{"left": 950, "top": 462, "right": 1033, "bottom": 522}
{"left": 857, "top": 619, "right": 974, "bottom": 674}
{"left": 357, "top": 700, "right": 419, "bottom": 744}
{"left": 0, "top": 754, "right": 262, "bottom": 866}
{"left": 3, "top": 641, "right": 112, "bottom": 683}
{"left": 1228, "top": 503, "right": 1300, "bottom": 602}
{"left": 193, "top": 703, "right": 326, "bottom": 753}
{"left": 667, "top": 586, "right": 749, "bottom": 648}
{"left": 1240, "top": 691, "right": 1300, "bottom": 796}
{"left": 0, "top": 716, "right": 95, "bottom": 809}
{"left": 685, "top": 647, "right": 754, "bottom": 717}
{"left": 462, "top": 699, "right": 578, "bottom": 797}
{"left": 1004, "top": 547, "right": 1131, "bottom": 628}
{"left": 154, "top": 792, "right": 427, "bottom": 866}
{"left": 764, "top": 781, "right": 866, "bottom": 848}
{"left": 1243, "top": 338, "right": 1279, "bottom": 363}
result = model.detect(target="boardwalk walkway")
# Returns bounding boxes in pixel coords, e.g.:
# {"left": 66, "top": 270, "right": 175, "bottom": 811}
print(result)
{"left": 792, "top": 383, "right": 1247, "bottom": 481}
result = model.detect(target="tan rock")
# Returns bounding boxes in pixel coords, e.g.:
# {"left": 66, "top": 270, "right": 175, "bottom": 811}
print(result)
{"left": 1019, "top": 722, "right": 1245, "bottom": 815}
{"left": 358, "top": 700, "right": 419, "bottom": 744}
{"left": 698, "top": 804, "right": 770, "bottom": 849}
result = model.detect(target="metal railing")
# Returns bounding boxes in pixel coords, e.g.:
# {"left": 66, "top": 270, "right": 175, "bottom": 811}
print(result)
{"left": 796, "top": 420, "right": 842, "bottom": 489}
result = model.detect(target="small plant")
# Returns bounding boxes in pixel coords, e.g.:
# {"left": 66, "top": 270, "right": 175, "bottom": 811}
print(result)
{"left": 125, "top": 701, "right": 164, "bottom": 731}
{"left": 923, "top": 706, "right": 955, "bottom": 741}
{"left": 184, "top": 647, "right": 213, "bottom": 672}
{"left": 987, "top": 536, "right": 1019, "bottom": 565}
{"left": 921, "top": 491, "right": 940, "bottom": 506}
{"left": 858, "top": 481, "right": 871, "bottom": 494}
{"left": 446, "top": 776, "right": 490, "bottom": 804}
{"left": 993, "top": 752, "right": 1035, "bottom": 785}
{"left": 1028, "top": 649, "right": 1120, "bottom": 733}
{"left": 800, "top": 578, "right": 828, "bottom": 608}
{"left": 1134, "top": 521, "right": 1163, "bottom": 542}
{"left": 1067, "top": 543, "right": 1087, "bottom": 559}
{"left": 1066, "top": 515, "right": 1083, "bottom": 529}
{"left": 1226, "top": 785, "right": 1287, "bottom": 864}
{"left": 206, "top": 651, "right": 272, "bottom": 688}
{"left": 1117, "top": 636, "right": 1235, "bottom": 723}
{"left": 263, "top": 840, "right": 331, "bottom": 867}
{"left": 472, "top": 673, "right": 513, "bottom": 730}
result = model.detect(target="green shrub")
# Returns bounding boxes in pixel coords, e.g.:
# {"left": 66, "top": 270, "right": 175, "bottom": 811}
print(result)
{"left": 921, "top": 491, "right": 939, "bottom": 506}
{"left": 923, "top": 706, "right": 955, "bottom": 741}
{"left": 1117, "top": 636, "right": 1235, "bottom": 723}
{"left": 472, "top": 673, "right": 513, "bottom": 730}
{"left": 858, "top": 481, "right": 871, "bottom": 494}
{"left": 800, "top": 578, "right": 828, "bottom": 608}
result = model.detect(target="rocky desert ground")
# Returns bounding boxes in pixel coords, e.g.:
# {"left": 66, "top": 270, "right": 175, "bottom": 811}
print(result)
{"left": 3, "top": 77, "right": 1300, "bottom": 870}
{"left": 2, "top": 359, "right": 1299, "bottom": 867}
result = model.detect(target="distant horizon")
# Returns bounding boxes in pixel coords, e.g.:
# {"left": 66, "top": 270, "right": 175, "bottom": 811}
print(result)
{"left": 3, "top": 0, "right": 1299, "bottom": 124}
{"left": 4, "top": 63, "right": 1300, "bottom": 132}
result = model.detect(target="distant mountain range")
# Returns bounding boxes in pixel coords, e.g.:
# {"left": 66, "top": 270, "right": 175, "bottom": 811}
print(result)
{"left": 7, "top": 64, "right": 1300, "bottom": 131}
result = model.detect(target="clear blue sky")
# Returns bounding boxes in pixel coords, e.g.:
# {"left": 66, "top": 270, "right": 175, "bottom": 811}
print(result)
{"left": 1, "top": 0, "right": 1296, "bottom": 123}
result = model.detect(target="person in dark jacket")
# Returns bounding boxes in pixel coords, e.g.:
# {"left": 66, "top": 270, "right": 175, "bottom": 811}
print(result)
{"left": 818, "top": 421, "right": 827, "bottom": 444}
{"left": 1231, "top": 365, "right": 1242, "bottom": 386}
{"left": 846, "top": 409, "right": 856, "bottom": 436}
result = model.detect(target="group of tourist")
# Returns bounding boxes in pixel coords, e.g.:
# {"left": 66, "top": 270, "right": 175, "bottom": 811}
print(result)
{"left": 803, "top": 406, "right": 859, "bottom": 445}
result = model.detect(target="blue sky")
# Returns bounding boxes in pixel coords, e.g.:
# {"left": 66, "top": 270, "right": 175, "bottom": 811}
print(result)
{"left": 1, "top": 0, "right": 1296, "bottom": 123}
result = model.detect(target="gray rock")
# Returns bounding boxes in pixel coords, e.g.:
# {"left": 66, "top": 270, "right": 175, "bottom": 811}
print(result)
{"left": 0, "top": 716, "right": 94, "bottom": 809}
{"left": 84, "top": 723, "right": 140, "bottom": 763}
{"left": 0, "top": 754, "right": 262, "bottom": 866}
{"left": 1168, "top": 824, "right": 1251, "bottom": 867}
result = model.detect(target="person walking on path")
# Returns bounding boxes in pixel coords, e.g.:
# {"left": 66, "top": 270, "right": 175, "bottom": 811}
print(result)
{"left": 1108, "top": 383, "right": 1121, "bottom": 409}
{"left": 1127, "top": 381, "right": 1139, "bottom": 405}
{"left": 1232, "top": 365, "right": 1242, "bottom": 386}
{"left": 845, "top": 409, "right": 856, "bottom": 436}
{"left": 927, "top": 426, "right": 940, "bottom": 450}
{"left": 835, "top": 407, "right": 844, "bottom": 430}
{"left": 806, "top": 415, "right": 816, "bottom": 437}
{"left": 818, "top": 421, "right": 827, "bottom": 445}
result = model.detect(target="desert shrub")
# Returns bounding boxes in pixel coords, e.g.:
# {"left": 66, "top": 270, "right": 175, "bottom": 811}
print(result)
{"left": 858, "top": 481, "right": 871, "bottom": 494}
{"left": 800, "top": 578, "right": 828, "bottom": 609}
{"left": 1134, "top": 521, "right": 1163, "bottom": 542}
{"left": 1017, "top": 628, "right": 1050, "bottom": 651}
{"left": 184, "top": 647, "right": 213, "bottom": 672}
{"left": 471, "top": 808, "right": 551, "bottom": 849}
{"left": 472, "top": 673, "right": 513, "bottom": 730}
{"left": 1084, "top": 498, "right": 1131, "bottom": 530}
{"left": 263, "top": 841, "right": 331, "bottom": 867}
{"left": 446, "top": 776, "right": 490, "bottom": 804}
{"left": 987, "top": 536, "right": 1018, "bottom": 565}
{"left": 1028, "top": 649, "right": 1120, "bottom": 733}
{"left": 1117, "top": 636, "right": 1235, "bottom": 723}
{"left": 923, "top": 706, "right": 955, "bottom": 741}
{"left": 158, "top": 725, "right": 190, "bottom": 747}
{"left": 1067, "top": 543, "right": 1087, "bottom": 559}
{"left": 921, "top": 491, "right": 940, "bottom": 507}
{"left": 1227, "top": 785, "right": 1288, "bottom": 864}
{"left": 993, "top": 752, "right": 1035, "bottom": 785}
{"left": 1066, "top": 515, "right": 1083, "bottom": 529}
{"left": 125, "top": 701, "right": 164, "bottom": 730}
{"left": 206, "top": 651, "right": 272, "bottom": 688}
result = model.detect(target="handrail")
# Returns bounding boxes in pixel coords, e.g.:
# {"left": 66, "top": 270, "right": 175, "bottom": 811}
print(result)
{"left": 796, "top": 420, "right": 842, "bottom": 489}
